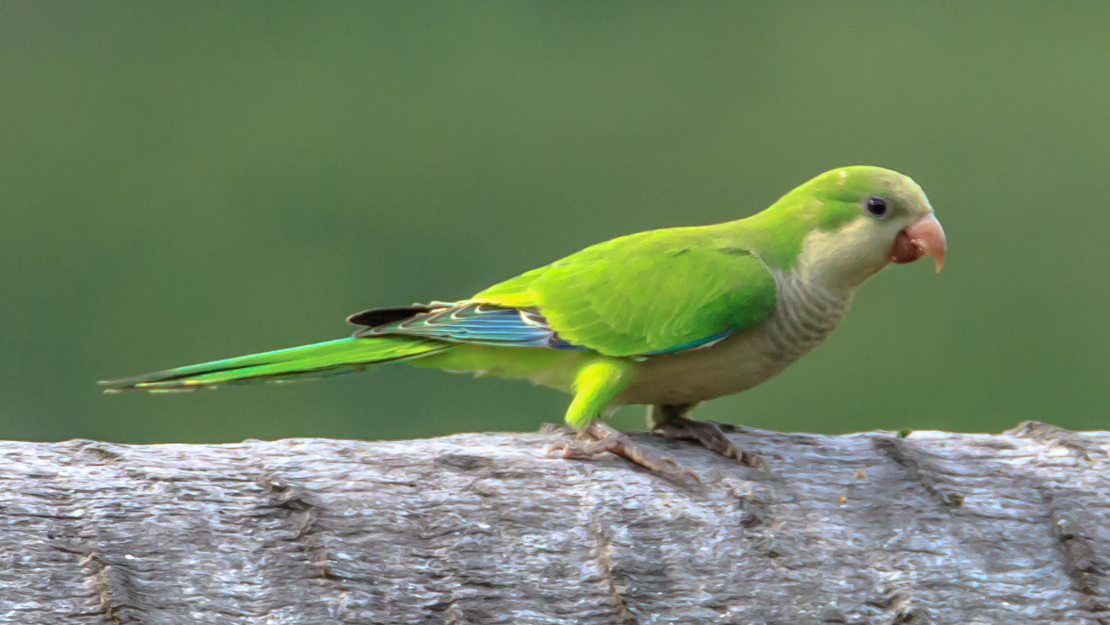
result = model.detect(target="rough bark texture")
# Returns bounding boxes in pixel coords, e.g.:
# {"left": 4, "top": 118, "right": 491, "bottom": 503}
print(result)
{"left": 1, "top": 421, "right": 1108, "bottom": 624}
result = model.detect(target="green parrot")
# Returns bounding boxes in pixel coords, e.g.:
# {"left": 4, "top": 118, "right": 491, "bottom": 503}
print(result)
{"left": 102, "top": 165, "right": 946, "bottom": 475}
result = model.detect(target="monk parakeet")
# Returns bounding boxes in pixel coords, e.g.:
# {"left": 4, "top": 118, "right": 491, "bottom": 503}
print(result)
{"left": 102, "top": 166, "right": 946, "bottom": 475}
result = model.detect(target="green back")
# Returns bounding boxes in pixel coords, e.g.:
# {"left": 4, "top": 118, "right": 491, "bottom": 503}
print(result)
{"left": 475, "top": 226, "right": 777, "bottom": 357}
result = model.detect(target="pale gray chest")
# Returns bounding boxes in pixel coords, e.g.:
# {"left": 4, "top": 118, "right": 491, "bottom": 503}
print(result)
{"left": 759, "top": 273, "right": 855, "bottom": 365}
{"left": 616, "top": 272, "right": 854, "bottom": 406}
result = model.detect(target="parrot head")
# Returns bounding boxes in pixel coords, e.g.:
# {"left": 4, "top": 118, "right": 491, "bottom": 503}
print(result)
{"left": 766, "top": 166, "right": 947, "bottom": 288}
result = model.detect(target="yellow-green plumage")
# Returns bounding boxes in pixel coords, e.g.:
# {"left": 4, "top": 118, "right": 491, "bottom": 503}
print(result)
{"left": 102, "top": 165, "right": 943, "bottom": 436}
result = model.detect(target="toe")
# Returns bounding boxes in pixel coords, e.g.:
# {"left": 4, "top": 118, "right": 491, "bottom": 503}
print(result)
{"left": 720, "top": 441, "right": 744, "bottom": 460}
{"left": 545, "top": 442, "right": 568, "bottom": 457}
{"left": 740, "top": 451, "right": 768, "bottom": 470}
{"left": 656, "top": 419, "right": 766, "bottom": 469}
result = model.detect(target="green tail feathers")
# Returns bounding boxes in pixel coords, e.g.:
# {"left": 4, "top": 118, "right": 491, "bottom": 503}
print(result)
{"left": 99, "top": 336, "right": 448, "bottom": 393}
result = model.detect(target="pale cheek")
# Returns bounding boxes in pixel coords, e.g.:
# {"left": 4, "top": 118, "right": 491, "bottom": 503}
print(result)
{"left": 845, "top": 225, "right": 903, "bottom": 278}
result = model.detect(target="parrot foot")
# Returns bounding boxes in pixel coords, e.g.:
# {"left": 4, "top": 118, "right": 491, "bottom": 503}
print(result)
{"left": 547, "top": 421, "right": 700, "bottom": 483}
{"left": 649, "top": 404, "right": 766, "bottom": 469}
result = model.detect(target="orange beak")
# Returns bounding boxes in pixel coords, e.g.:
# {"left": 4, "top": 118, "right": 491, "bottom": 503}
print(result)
{"left": 890, "top": 214, "right": 947, "bottom": 272}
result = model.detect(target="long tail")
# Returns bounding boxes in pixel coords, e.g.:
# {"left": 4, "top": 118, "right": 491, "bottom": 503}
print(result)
{"left": 99, "top": 336, "right": 448, "bottom": 393}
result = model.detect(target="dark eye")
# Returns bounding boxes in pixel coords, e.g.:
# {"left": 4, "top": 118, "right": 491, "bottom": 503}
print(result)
{"left": 865, "top": 196, "right": 888, "bottom": 218}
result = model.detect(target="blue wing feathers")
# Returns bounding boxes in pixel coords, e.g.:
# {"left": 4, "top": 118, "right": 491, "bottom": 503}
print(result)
{"left": 356, "top": 303, "right": 557, "bottom": 347}
{"left": 353, "top": 302, "right": 730, "bottom": 355}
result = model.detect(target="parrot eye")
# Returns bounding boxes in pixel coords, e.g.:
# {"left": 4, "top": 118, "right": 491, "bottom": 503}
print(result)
{"left": 865, "top": 197, "right": 889, "bottom": 218}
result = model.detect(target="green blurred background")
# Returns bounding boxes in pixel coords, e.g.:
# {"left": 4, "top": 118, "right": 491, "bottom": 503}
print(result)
{"left": 2, "top": 2, "right": 1107, "bottom": 443}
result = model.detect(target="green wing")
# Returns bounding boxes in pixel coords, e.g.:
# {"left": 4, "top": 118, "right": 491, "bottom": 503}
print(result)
{"left": 473, "top": 227, "right": 777, "bottom": 357}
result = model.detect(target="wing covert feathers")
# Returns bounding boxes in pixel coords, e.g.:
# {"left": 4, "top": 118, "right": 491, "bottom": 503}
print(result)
{"left": 472, "top": 227, "right": 778, "bottom": 357}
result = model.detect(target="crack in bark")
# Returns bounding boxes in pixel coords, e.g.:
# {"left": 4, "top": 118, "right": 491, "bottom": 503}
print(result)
{"left": 36, "top": 454, "right": 133, "bottom": 624}
{"left": 257, "top": 473, "right": 338, "bottom": 582}
{"left": 81, "top": 548, "right": 143, "bottom": 625}
{"left": 591, "top": 521, "right": 638, "bottom": 625}
{"left": 1040, "top": 484, "right": 1110, "bottom": 622}
{"left": 867, "top": 589, "right": 932, "bottom": 625}
{"left": 874, "top": 436, "right": 966, "bottom": 510}
{"left": 1004, "top": 422, "right": 1110, "bottom": 622}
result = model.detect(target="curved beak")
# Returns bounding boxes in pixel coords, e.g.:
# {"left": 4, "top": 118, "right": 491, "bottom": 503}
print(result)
{"left": 890, "top": 214, "right": 947, "bottom": 272}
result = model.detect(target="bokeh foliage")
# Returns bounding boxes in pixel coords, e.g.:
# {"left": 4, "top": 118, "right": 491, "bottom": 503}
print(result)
{"left": 2, "top": 2, "right": 1108, "bottom": 443}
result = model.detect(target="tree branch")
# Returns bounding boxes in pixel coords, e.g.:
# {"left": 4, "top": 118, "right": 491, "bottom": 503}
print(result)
{"left": 1, "top": 421, "right": 1108, "bottom": 624}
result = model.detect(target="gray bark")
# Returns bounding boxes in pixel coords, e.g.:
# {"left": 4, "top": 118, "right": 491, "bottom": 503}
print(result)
{"left": 1, "top": 421, "right": 1107, "bottom": 625}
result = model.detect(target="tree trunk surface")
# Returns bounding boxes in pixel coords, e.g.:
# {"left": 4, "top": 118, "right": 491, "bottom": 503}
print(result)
{"left": 1, "top": 421, "right": 1107, "bottom": 625}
